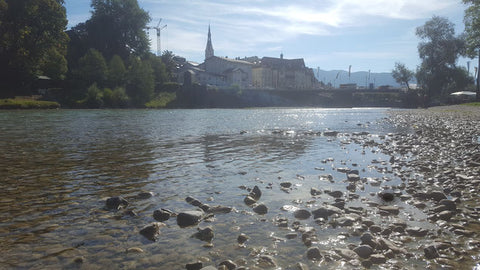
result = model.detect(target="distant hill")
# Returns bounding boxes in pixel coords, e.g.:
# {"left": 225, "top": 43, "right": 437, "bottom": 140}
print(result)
{"left": 314, "top": 69, "right": 416, "bottom": 88}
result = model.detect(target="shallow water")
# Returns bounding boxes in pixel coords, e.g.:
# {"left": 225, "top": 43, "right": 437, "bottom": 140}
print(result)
{"left": 0, "top": 108, "right": 423, "bottom": 269}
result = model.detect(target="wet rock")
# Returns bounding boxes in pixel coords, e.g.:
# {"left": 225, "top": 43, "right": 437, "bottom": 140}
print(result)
{"left": 294, "top": 209, "right": 311, "bottom": 220}
{"left": 205, "top": 206, "right": 233, "bottom": 214}
{"left": 192, "top": 227, "right": 214, "bottom": 242}
{"left": 427, "top": 191, "right": 447, "bottom": 202}
{"left": 186, "top": 196, "right": 203, "bottom": 207}
{"left": 406, "top": 227, "right": 428, "bottom": 237}
{"left": 312, "top": 205, "right": 342, "bottom": 219}
{"left": 257, "top": 255, "right": 277, "bottom": 268}
{"left": 139, "top": 222, "right": 163, "bottom": 241}
{"left": 306, "top": 247, "right": 322, "bottom": 260}
{"left": 454, "top": 229, "right": 475, "bottom": 237}
{"left": 378, "top": 205, "right": 400, "bottom": 215}
{"left": 437, "top": 210, "right": 455, "bottom": 221}
{"left": 439, "top": 199, "right": 457, "bottom": 211}
{"left": 105, "top": 196, "right": 129, "bottom": 210}
{"left": 353, "top": 245, "right": 373, "bottom": 259}
{"left": 253, "top": 204, "right": 268, "bottom": 215}
{"left": 280, "top": 182, "right": 292, "bottom": 188}
{"left": 153, "top": 209, "right": 172, "bottom": 222}
{"left": 424, "top": 245, "right": 439, "bottom": 259}
{"left": 219, "top": 260, "right": 237, "bottom": 270}
{"left": 324, "top": 131, "right": 339, "bottom": 136}
{"left": 327, "top": 190, "right": 343, "bottom": 198}
{"left": 244, "top": 195, "right": 256, "bottom": 206}
{"left": 334, "top": 216, "right": 355, "bottom": 227}
{"left": 347, "top": 173, "right": 360, "bottom": 181}
{"left": 310, "top": 187, "right": 322, "bottom": 196}
{"left": 199, "top": 266, "right": 217, "bottom": 270}
{"left": 126, "top": 247, "right": 144, "bottom": 253}
{"left": 369, "top": 225, "right": 382, "bottom": 234}
{"left": 334, "top": 248, "right": 358, "bottom": 260}
{"left": 136, "top": 191, "right": 154, "bottom": 200}
{"left": 237, "top": 233, "right": 249, "bottom": 244}
{"left": 186, "top": 262, "right": 203, "bottom": 270}
{"left": 296, "top": 262, "right": 310, "bottom": 270}
{"left": 379, "top": 191, "right": 394, "bottom": 202}
{"left": 370, "top": 254, "right": 386, "bottom": 264}
{"left": 250, "top": 186, "right": 262, "bottom": 201}
{"left": 286, "top": 233, "right": 297, "bottom": 239}
{"left": 177, "top": 210, "right": 203, "bottom": 227}
{"left": 377, "top": 238, "right": 407, "bottom": 254}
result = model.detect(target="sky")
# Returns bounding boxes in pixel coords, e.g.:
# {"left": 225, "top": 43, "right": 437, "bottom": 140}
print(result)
{"left": 64, "top": 0, "right": 476, "bottom": 74}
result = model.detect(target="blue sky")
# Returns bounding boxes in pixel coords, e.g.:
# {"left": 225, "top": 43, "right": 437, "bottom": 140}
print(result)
{"left": 65, "top": 0, "right": 475, "bottom": 74}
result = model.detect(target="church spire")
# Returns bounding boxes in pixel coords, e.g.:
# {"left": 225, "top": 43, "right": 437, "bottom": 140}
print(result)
{"left": 205, "top": 24, "right": 214, "bottom": 60}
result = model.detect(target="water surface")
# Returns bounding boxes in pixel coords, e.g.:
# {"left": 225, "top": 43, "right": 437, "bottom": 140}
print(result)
{"left": 1, "top": 108, "right": 410, "bottom": 269}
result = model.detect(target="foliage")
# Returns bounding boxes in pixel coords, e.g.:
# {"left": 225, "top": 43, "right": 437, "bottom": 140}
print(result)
{"left": 77, "top": 83, "right": 103, "bottom": 108}
{"left": 103, "top": 86, "right": 129, "bottom": 108}
{"left": 39, "top": 47, "right": 68, "bottom": 80}
{"left": 160, "top": 51, "right": 177, "bottom": 81}
{"left": 107, "top": 55, "right": 126, "bottom": 88}
{"left": 0, "top": 0, "right": 69, "bottom": 97}
{"left": 0, "top": 98, "right": 60, "bottom": 109}
{"left": 145, "top": 92, "right": 176, "bottom": 108}
{"left": 146, "top": 54, "right": 169, "bottom": 92}
{"left": 126, "top": 57, "right": 154, "bottom": 107}
{"left": 416, "top": 16, "right": 467, "bottom": 101}
{"left": 463, "top": 0, "right": 480, "bottom": 57}
{"left": 86, "top": 0, "right": 150, "bottom": 60}
{"left": 392, "top": 62, "right": 414, "bottom": 90}
{"left": 77, "top": 48, "right": 108, "bottom": 87}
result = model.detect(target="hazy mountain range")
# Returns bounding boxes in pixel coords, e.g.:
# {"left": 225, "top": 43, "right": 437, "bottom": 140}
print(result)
{"left": 314, "top": 69, "right": 417, "bottom": 88}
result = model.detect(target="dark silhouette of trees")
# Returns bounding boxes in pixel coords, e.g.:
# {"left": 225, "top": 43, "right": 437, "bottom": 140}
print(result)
{"left": 0, "top": 0, "right": 68, "bottom": 97}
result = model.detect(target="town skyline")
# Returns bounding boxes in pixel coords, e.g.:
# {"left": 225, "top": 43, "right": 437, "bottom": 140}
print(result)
{"left": 65, "top": 0, "right": 474, "bottom": 74}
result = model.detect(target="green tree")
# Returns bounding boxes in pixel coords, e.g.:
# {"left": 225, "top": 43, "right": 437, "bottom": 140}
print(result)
{"left": 77, "top": 48, "right": 108, "bottom": 87}
{"left": 126, "top": 57, "right": 154, "bottom": 107}
{"left": 463, "top": 0, "right": 480, "bottom": 100}
{"left": 416, "top": 16, "right": 466, "bottom": 104}
{"left": 86, "top": 0, "right": 150, "bottom": 60}
{"left": 39, "top": 47, "right": 68, "bottom": 80}
{"left": 146, "top": 54, "right": 169, "bottom": 92}
{"left": 392, "top": 62, "right": 414, "bottom": 90}
{"left": 0, "top": 0, "right": 69, "bottom": 97}
{"left": 80, "top": 83, "right": 103, "bottom": 108}
{"left": 107, "top": 54, "right": 126, "bottom": 88}
{"left": 161, "top": 50, "right": 177, "bottom": 81}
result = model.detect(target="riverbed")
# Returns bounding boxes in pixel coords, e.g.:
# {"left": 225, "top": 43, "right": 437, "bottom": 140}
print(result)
{"left": 0, "top": 107, "right": 479, "bottom": 269}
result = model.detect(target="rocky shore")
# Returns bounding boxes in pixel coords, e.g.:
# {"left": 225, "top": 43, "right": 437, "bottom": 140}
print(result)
{"left": 99, "top": 105, "right": 479, "bottom": 269}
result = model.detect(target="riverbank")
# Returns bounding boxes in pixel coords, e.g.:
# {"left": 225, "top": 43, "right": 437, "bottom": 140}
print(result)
{"left": 0, "top": 98, "right": 60, "bottom": 109}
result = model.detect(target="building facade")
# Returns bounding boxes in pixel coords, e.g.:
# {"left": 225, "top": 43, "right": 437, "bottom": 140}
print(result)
{"left": 178, "top": 26, "right": 317, "bottom": 90}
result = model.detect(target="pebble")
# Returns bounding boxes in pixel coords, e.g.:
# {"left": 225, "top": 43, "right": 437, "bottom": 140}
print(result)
{"left": 294, "top": 209, "right": 311, "bottom": 219}
{"left": 306, "top": 247, "right": 322, "bottom": 260}
{"left": 253, "top": 204, "right": 268, "bottom": 215}
{"left": 177, "top": 211, "right": 203, "bottom": 228}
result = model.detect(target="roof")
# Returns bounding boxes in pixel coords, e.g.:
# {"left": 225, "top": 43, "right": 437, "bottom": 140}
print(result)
{"left": 259, "top": 57, "right": 306, "bottom": 69}
{"left": 209, "top": 56, "right": 253, "bottom": 65}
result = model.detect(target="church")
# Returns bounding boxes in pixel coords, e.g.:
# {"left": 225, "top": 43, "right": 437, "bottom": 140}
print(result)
{"left": 178, "top": 26, "right": 317, "bottom": 90}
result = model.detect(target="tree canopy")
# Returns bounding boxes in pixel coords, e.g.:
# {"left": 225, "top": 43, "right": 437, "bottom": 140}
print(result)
{"left": 0, "top": 0, "right": 69, "bottom": 97}
{"left": 85, "top": 0, "right": 151, "bottom": 60}
{"left": 392, "top": 62, "right": 414, "bottom": 90}
{"left": 416, "top": 16, "right": 467, "bottom": 102}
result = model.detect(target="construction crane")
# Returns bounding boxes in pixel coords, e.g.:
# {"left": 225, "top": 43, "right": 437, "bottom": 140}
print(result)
{"left": 147, "top": 19, "right": 167, "bottom": 56}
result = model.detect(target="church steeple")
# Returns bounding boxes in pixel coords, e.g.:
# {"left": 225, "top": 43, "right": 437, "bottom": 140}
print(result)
{"left": 205, "top": 24, "right": 214, "bottom": 60}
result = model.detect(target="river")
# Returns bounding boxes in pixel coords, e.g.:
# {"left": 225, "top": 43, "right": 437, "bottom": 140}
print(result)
{"left": 1, "top": 108, "right": 416, "bottom": 269}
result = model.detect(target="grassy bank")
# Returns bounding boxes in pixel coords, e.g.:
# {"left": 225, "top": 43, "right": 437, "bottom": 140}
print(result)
{"left": 463, "top": 102, "right": 480, "bottom": 106}
{"left": 145, "top": 92, "right": 176, "bottom": 108}
{"left": 0, "top": 99, "right": 60, "bottom": 109}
